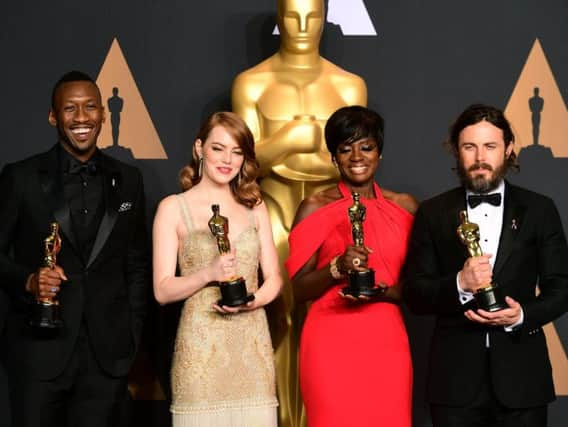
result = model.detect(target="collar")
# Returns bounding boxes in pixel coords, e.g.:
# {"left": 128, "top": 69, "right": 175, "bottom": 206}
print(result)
{"left": 465, "top": 179, "right": 505, "bottom": 208}
{"left": 58, "top": 144, "right": 101, "bottom": 175}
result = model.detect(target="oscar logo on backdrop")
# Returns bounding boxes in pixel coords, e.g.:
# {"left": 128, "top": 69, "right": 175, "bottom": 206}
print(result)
{"left": 505, "top": 38, "right": 568, "bottom": 396}
{"left": 97, "top": 38, "right": 167, "bottom": 162}
{"left": 96, "top": 37, "right": 167, "bottom": 401}
{"left": 232, "top": 0, "right": 367, "bottom": 425}
{"left": 108, "top": 87, "right": 124, "bottom": 149}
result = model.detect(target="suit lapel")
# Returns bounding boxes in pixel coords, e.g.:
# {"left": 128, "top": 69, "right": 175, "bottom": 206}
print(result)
{"left": 86, "top": 155, "right": 121, "bottom": 268}
{"left": 39, "top": 145, "right": 80, "bottom": 253}
{"left": 493, "top": 182, "right": 526, "bottom": 277}
{"left": 445, "top": 188, "right": 469, "bottom": 262}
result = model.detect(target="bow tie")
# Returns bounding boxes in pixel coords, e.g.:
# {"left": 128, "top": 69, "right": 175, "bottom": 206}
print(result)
{"left": 467, "top": 193, "right": 502, "bottom": 208}
{"left": 68, "top": 160, "right": 98, "bottom": 176}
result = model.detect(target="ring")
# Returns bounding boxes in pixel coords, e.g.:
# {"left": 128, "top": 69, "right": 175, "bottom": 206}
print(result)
{"left": 51, "top": 287, "right": 57, "bottom": 292}
{"left": 352, "top": 258, "right": 361, "bottom": 267}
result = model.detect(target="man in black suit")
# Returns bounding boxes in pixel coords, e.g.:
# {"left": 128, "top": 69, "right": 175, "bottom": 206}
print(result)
{"left": 402, "top": 104, "right": 568, "bottom": 427}
{"left": 0, "top": 71, "right": 150, "bottom": 426}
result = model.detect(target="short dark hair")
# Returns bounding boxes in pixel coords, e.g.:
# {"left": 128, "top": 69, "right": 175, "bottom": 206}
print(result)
{"left": 324, "top": 105, "right": 385, "bottom": 157}
{"left": 446, "top": 103, "right": 518, "bottom": 170}
{"left": 51, "top": 71, "right": 98, "bottom": 110}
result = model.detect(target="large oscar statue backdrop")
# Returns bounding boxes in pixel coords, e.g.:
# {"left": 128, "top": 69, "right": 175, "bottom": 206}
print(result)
{"left": 232, "top": 0, "right": 365, "bottom": 425}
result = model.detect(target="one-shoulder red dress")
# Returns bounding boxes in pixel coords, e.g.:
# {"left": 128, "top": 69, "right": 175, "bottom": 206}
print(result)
{"left": 286, "top": 182, "right": 413, "bottom": 427}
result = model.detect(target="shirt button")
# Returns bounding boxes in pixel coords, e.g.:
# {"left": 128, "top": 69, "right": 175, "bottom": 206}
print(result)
{"left": 83, "top": 209, "right": 88, "bottom": 214}
{"left": 83, "top": 181, "right": 88, "bottom": 187}
{"left": 484, "top": 239, "right": 488, "bottom": 242}
{"left": 461, "top": 297, "right": 467, "bottom": 302}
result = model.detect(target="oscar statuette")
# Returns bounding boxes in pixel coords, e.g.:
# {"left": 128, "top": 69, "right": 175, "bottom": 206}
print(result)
{"left": 341, "top": 192, "right": 381, "bottom": 298}
{"left": 457, "top": 210, "right": 506, "bottom": 312}
{"left": 30, "top": 222, "right": 63, "bottom": 329}
{"left": 208, "top": 204, "right": 255, "bottom": 307}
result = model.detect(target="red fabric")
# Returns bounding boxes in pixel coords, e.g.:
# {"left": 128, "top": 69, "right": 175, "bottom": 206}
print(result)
{"left": 286, "top": 181, "right": 414, "bottom": 427}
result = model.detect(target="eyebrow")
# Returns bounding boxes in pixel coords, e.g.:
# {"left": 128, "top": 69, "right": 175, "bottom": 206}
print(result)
{"left": 459, "top": 141, "right": 500, "bottom": 145}
{"left": 210, "top": 141, "right": 242, "bottom": 149}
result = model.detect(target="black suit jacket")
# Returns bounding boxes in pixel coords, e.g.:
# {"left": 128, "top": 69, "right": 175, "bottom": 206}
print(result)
{"left": 402, "top": 182, "right": 568, "bottom": 408}
{"left": 0, "top": 144, "right": 150, "bottom": 380}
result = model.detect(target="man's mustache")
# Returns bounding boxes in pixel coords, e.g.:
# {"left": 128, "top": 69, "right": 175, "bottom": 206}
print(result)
{"left": 468, "top": 162, "right": 493, "bottom": 172}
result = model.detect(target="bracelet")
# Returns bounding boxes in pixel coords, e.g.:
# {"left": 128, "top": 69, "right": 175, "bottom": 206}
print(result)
{"left": 329, "top": 256, "right": 343, "bottom": 280}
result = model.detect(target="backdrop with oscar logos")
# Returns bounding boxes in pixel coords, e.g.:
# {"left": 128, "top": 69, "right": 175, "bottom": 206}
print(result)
{"left": 1, "top": 1, "right": 567, "bottom": 426}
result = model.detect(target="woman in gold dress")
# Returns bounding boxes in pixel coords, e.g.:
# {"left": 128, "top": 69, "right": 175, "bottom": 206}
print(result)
{"left": 153, "top": 112, "right": 282, "bottom": 426}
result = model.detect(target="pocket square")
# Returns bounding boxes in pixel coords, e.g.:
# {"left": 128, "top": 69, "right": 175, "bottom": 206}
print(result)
{"left": 118, "top": 202, "right": 133, "bottom": 212}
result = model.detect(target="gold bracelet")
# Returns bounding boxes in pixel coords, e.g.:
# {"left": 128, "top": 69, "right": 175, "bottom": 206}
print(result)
{"left": 330, "top": 256, "right": 343, "bottom": 279}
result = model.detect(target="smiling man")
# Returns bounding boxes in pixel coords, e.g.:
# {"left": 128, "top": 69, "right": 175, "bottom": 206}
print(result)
{"left": 402, "top": 104, "right": 568, "bottom": 427}
{"left": 0, "top": 71, "right": 150, "bottom": 427}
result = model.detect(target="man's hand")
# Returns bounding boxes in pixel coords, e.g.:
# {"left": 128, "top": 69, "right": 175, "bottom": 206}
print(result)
{"left": 26, "top": 266, "right": 67, "bottom": 299}
{"left": 464, "top": 296, "right": 522, "bottom": 327}
{"left": 459, "top": 254, "right": 493, "bottom": 293}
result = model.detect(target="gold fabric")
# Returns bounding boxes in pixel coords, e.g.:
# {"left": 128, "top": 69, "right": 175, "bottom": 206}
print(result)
{"left": 170, "top": 195, "right": 278, "bottom": 426}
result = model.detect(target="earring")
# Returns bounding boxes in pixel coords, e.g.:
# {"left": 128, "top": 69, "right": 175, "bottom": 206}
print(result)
{"left": 237, "top": 168, "right": 243, "bottom": 187}
{"left": 198, "top": 157, "right": 203, "bottom": 178}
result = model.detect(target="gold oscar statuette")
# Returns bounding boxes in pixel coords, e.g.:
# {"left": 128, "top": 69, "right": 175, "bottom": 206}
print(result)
{"left": 341, "top": 192, "right": 379, "bottom": 298}
{"left": 208, "top": 204, "right": 254, "bottom": 307}
{"left": 457, "top": 210, "right": 506, "bottom": 312}
{"left": 30, "top": 222, "right": 63, "bottom": 329}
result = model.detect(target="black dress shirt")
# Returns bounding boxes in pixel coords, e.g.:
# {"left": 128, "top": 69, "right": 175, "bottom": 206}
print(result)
{"left": 58, "top": 146, "right": 105, "bottom": 262}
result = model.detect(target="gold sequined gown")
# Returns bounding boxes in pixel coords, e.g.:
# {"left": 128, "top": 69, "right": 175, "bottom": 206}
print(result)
{"left": 170, "top": 195, "right": 278, "bottom": 427}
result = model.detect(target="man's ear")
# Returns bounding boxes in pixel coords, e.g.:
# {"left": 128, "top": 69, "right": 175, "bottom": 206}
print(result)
{"left": 48, "top": 109, "right": 57, "bottom": 127}
{"left": 505, "top": 141, "right": 515, "bottom": 158}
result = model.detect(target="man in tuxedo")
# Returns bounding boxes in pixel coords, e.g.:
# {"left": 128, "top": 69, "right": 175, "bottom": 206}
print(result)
{"left": 402, "top": 104, "right": 568, "bottom": 427}
{"left": 0, "top": 71, "right": 151, "bottom": 426}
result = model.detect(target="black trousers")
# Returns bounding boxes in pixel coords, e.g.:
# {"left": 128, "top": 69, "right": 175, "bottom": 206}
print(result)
{"left": 430, "top": 352, "right": 547, "bottom": 427}
{"left": 9, "top": 326, "right": 128, "bottom": 427}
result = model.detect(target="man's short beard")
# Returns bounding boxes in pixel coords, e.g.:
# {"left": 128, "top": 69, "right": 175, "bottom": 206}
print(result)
{"left": 457, "top": 160, "right": 508, "bottom": 194}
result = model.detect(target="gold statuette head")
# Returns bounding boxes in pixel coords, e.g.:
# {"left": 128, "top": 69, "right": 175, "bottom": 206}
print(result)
{"left": 209, "top": 204, "right": 231, "bottom": 254}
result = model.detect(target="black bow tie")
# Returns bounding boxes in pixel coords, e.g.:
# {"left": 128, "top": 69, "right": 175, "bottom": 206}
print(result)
{"left": 68, "top": 160, "right": 98, "bottom": 176}
{"left": 467, "top": 193, "right": 502, "bottom": 208}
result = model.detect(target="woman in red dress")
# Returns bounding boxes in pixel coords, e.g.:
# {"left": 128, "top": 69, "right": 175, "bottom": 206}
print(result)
{"left": 286, "top": 106, "right": 417, "bottom": 427}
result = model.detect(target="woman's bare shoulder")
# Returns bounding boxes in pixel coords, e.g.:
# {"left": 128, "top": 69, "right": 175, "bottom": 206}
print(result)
{"left": 381, "top": 188, "right": 419, "bottom": 214}
{"left": 292, "top": 186, "right": 342, "bottom": 227}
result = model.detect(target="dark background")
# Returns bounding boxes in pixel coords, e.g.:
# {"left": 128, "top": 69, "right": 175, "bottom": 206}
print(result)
{"left": 1, "top": 1, "right": 567, "bottom": 426}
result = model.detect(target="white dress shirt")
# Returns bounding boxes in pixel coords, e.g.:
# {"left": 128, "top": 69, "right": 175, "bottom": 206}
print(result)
{"left": 456, "top": 180, "right": 523, "bottom": 339}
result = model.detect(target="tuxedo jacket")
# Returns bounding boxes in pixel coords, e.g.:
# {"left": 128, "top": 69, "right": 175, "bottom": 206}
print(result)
{"left": 402, "top": 182, "right": 568, "bottom": 408}
{"left": 0, "top": 144, "right": 150, "bottom": 380}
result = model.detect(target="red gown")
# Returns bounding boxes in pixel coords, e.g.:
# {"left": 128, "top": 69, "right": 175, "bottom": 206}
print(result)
{"left": 286, "top": 182, "right": 413, "bottom": 427}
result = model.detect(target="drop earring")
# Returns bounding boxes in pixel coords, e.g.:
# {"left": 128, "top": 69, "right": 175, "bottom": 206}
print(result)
{"left": 198, "top": 157, "right": 203, "bottom": 178}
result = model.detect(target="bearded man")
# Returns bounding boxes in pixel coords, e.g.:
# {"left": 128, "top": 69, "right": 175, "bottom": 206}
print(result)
{"left": 402, "top": 104, "right": 568, "bottom": 427}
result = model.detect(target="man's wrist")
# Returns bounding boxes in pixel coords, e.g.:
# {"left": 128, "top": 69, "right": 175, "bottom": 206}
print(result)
{"left": 456, "top": 271, "right": 474, "bottom": 304}
{"left": 504, "top": 308, "right": 524, "bottom": 331}
{"left": 25, "top": 273, "right": 36, "bottom": 294}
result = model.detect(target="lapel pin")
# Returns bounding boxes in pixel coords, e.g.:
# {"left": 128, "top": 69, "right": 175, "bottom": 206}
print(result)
{"left": 511, "top": 219, "right": 517, "bottom": 230}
